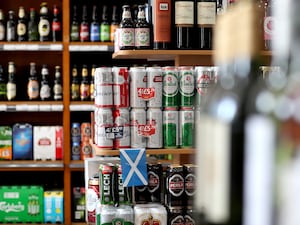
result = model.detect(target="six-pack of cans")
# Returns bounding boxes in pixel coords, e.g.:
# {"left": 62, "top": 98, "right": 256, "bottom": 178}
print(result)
{"left": 93, "top": 65, "right": 218, "bottom": 150}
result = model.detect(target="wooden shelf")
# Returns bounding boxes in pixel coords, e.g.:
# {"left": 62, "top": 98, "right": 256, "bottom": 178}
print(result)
{"left": 0, "top": 42, "right": 63, "bottom": 51}
{"left": 69, "top": 42, "right": 114, "bottom": 52}
{"left": 0, "top": 160, "right": 64, "bottom": 171}
{"left": 0, "top": 101, "right": 63, "bottom": 112}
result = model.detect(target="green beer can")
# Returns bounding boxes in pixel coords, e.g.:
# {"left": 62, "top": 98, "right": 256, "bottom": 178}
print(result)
{"left": 99, "top": 163, "right": 114, "bottom": 205}
{"left": 179, "top": 66, "right": 195, "bottom": 108}
{"left": 179, "top": 108, "right": 194, "bottom": 148}
{"left": 162, "top": 66, "right": 179, "bottom": 108}
{"left": 163, "top": 108, "right": 179, "bottom": 148}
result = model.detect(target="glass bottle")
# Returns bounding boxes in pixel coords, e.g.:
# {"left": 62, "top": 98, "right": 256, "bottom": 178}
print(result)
{"left": 90, "top": 64, "right": 96, "bottom": 101}
{"left": 27, "top": 62, "right": 39, "bottom": 100}
{"left": 80, "top": 64, "right": 90, "bottom": 101}
{"left": 0, "top": 65, "right": 6, "bottom": 100}
{"left": 6, "top": 61, "right": 16, "bottom": 101}
{"left": 195, "top": 0, "right": 217, "bottom": 49}
{"left": 38, "top": 2, "right": 51, "bottom": 41}
{"left": 53, "top": 65, "right": 63, "bottom": 101}
{"left": 175, "top": 0, "right": 194, "bottom": 49}
{"left": 100, "top": 5, "right": 110, "bottom": 42}
{"left": 90, "top": 5, "right": 100, "bottom": 42}
{"left": 80, "top": 5, "right": 89, "bottom": 42}
{"left": 71, "top": 64, "right": 80, "bottom": 100}
{"left": 119, "top": 5, "right": 135, "bottom": 50}
{"left": 264, "top": 0, "right": 273, "bottom": 50}
{"left": 28, "top": 8, "right": 39, "bottom": 41}
{"left": 110, "top": 5, "right": 119, "bottom": 42}
{"left": 135, "top": 4, "right": 151, "bottom": 49}
{"left": 0, "top": 9, "right": 5, "bottom": 41}
{"left": 6, "top": 10, "right": 16, "bottom": 41}
{"left": 40, "top": 64, "right": 51, "bottom": 100}
{"left": 70, "top": 5, "right": 79, "bottom": 41}
{"left": 17, "top": 6, "right": 27, "bottom": 41}
{"left": 52, "top": 5, "right": 62, "bottom": 42}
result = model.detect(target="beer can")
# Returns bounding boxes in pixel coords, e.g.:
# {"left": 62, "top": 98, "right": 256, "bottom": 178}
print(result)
{"left": 194, "top": 66, "right": 211, "bottom": 108}
{"left": 163, "top": 109, "right": 179, "bottom": 148}
{"left": 81, "top": 122, "right": 91, "bottom": 142}
{"left": 94, "top": 67, "right": 113, "bottom": 107}
{"left": 94, "top": 67, "right": 113, "bottom": 84}
{"left": 162, "top": 66, "right": 179, "bottom": 108}
{"left": 166, "top": 164, "right": 184, "bottom": 208}
{"left": 113, "top": 205, "right": 134, "bottom": 225}
{"left": 113, "top": 108, "right": 131, "bottom": 149}
{"left": 184, "top": 208, "right": 196, "bottom": 225}
{"left": 178, "top": 66, "right": 195, "bottom": 108}
{"left": 99, "top": 163, "right": 114, "bottom": 205}
{"left": 135, "top": 184, "right": 150, "bottom": 203}
{"left": 184, "top": 164, "right": 197, "bottom": 208}
{"left": 147, "top": 163, "right": 162, "bottom": 203}
{"left": 115, "top": 164, "right": 130, "bottom": 205}
{"left": 168, "top": 207, "right": 184, "bottom": 225}
{"left": 146, "top": 67, "right": 163, "bottom": 108}
{"left": 134, "top": 203, "right": 167, "bottom": 225}
{"left": 94, "top": 107, "right": 114, "bottom": 149}
{"left": 113, "top": 67, "right": 130, "bottom": 108}
{"left": 211, "top": 66, "right": 219, "bottom": 84}
{"left": 129, "top": 67, "right": 147, "bottom": 108}
{"left": 130, "top": 108, "right": 147, "bottom": 148}
{"left": 80, "top": 141, "right": 93, "bottom": 160}
{"left": 179, "top": 109, "right": 194, "bottom": 148}
{"left": 71, "top": 122, "right": 81, "bottom": 143}
{"left": 87, "top": 175, "right": 100, "bottom": 223}
{"left": 98, "top": 205, "right": 115, "bottom": 225}
{"left": 71, "top": 141, "right": 80, "bottom": 160}
{"left": 146, "top": 108, "right": 163, "bottom": 148}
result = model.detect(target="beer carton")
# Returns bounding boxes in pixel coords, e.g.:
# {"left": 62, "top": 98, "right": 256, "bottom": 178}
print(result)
{"left": 0, "top": 126, "right": 12, "bottom": 160}
{"left": 72, "top": 187, "right": 86, "bottom": 222}
{"left": 12, "top": 123, "right": 33, "bottom": 160}
{"left": 55, "top": 126, "right": 63, "bottom": 160}
{"left": 44, "top": 190, "right": 64, "bottom": 223}
{"left": 0, "top": 186, "right": 44, "bottom": 223}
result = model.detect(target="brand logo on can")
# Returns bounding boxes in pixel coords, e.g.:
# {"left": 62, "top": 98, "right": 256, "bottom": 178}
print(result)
{"left": 185, "top": 173, "right": 196, "bottom": 196}
{"left": 179, "top": 72, "right": 195, "bottom": 97}
{"left": 163, "top": 73, "right": 178, "bottom": 97}
{"left": 169, "top": 174, "right": 184, "bottom": 197}
{"left": 197, "top": 73, "right": 210, "bottom": 95}
{"left": 148, "top": 171, "right": 160, "bottom": 193}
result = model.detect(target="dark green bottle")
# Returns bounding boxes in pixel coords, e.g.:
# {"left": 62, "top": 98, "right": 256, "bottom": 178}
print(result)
{"left": 0, "top": 65, "right": 7, "bottom": 100}
{"left": 70, "top": 5, "right": 79, "bottom": 41}
{"left": 28, "top": 8, "right": 39, "bottom": 41}
{"left": 100, "top": 5, "right": 110, "bottom": 42}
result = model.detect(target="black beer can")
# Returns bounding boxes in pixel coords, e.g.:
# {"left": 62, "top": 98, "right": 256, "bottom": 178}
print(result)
{"left": 184, "top": 164, "right": 197, "bottom": 208}
{"left": 134, "top": 184, "right": 150, "bottom": 203}
{"left": 168, "top": 207, "right": 184, "bottom": 225}
{"left": 166, "top": 164, "right": 184, "bottom": 208}
{"left": 184, "top": 208, "right": 197, "bottom": 225}
{"left": 147, "top": 163, "right": 162, "bottom": 203}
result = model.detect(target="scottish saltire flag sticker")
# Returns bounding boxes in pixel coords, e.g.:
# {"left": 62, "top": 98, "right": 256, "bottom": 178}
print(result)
{"left": 120, "top": 148, "right": 148, "bottom": 187}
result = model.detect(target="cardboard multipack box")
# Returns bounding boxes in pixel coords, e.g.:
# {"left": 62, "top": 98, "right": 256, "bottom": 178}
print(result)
{"left": 12, "top": 123, "right": 33, "bottom": 160}
{"left": 33, "top": 126, "right": 63, "bottom": 160}
{"left": 72, "top": 187, "right": 86, "bottom": 222}
{"left": 0, "top": 126, "right": 12, "bottom": 160}
{"left": 0, "top": 186, "right": 44, "bottom": 223}
{"left": 44, "top": 190, "right": 64, "bottom": 223}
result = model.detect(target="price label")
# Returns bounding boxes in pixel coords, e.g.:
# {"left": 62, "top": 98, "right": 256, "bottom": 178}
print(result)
{"left": 51, "top": 104, "right": 64, "bottom": 111}
{"left": 137, "top": 87, "right": 155, "bottom": 100}
{"left": 39, "top": 105, "right": 51, "bottom": 111}
{"left": 105, "top": 126, "right": 124, "bottom": 139}
{"left": 137, "top": 124, "right": 156, "bottom": 137}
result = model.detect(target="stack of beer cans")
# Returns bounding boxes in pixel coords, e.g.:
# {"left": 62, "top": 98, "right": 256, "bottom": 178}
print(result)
{"left": 71, "top": 122, "right": 92, "bottom": 160}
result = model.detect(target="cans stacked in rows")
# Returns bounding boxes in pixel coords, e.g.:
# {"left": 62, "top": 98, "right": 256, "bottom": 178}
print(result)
{"left": 71, "top": 122, "right": 92, "bottom": 160}
{"left": 94, "top": 67, "right": 131, "bottom": 149}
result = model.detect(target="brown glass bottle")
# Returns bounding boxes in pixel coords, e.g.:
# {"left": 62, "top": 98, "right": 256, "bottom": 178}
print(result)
{"left": 7, "top": 62, "right": 16, "bottom": 101}
{"left": 40, "top": 64, "right": 51, "bottom": 100}
{"left": 100, "top": 5, "right": 110, "bottom": 42}
{"left": 70, "top": 5, "right": 80, "bottom": 41}
{"left": 119, "top": 5, "right": 135, "bottom": 50}
{"left": 53, "top": 66, "right": 63, "bottom": 101}
{"left": 6, "top": 10, "right": 16, "bottom": 41}
{"left": 17, "top": 6, "right": 27, "bottom": 42}
{"left": 71, "top": 65, "right": 80, "bottom": 101}
{"left": 38, "top": 2, "right": 51, "bottom": 41}
{"left": 135, "top": 4, "right": 151, "bottom": 49}
{"left": 52, "top": 5, "right": 62, "bottom": 42}
{"left": 110, "top": 5, "right": 119, "bottom": 42}
{"left": 80, "top": 65, "right": 90, "bottom": 101}
{"left": 27, "top": 62, "right": 39, "bottom": 100}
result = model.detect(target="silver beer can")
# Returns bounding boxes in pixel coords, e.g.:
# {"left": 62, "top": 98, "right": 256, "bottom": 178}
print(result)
{"left": 97, "top": 205, "right": 115, "bottom": 225}
{"left": 194, "top": 66, "right": 212, "bottom": 109}
{"left": 95, "top": 67, "right": 114, "bottom": 107}
{"left": 129, "top": 67, "right": 147, "bottom": 108}
{"left": 146, "top": 108, "right": 163, "bottom": 148}
{"left": 94, "top": 107, "right": 114, "bottom": 148}
{"left": 130, "top": 108, "right": 147, "bottom": 148}
{"left": 113, "top": 205, "right": 134, "bottom": 225}
{"left": 113, "top": 108, "right": 131, "bottom": 149}
{"left": 146, "top": 67, "right": 163, "bottom": 108}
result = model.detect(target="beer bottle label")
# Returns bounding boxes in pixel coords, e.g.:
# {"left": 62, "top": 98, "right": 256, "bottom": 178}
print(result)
{"left": 28, "top": 80, "right": 39, "bottom": 99}
{"left": 100, "top": 24, "right": 110, "bottom": 41}
{"left": 135, "top": 28, "right": 150, "bottom": 47}
{"left": 90, "top": 24, "right": 100, "bottom": 41}
{"left": 119, "top": 28, "right": 135, "bottom": 47}
{"left": 38, "top": 18, "right": 50, "bottom": 36}
{"left": 71, "top": 84, "right": 80, "bottom": 100}
{"left": 40, "top": 84, "right": 51, "bottom": 99}
{"left": 7, "top": 27, "right": 16, "bottom": 41}
{"left": 80, "top": 24, "right": 89, "bottom": 41}
{"left": 17, "top": 23, "right": 26, "bottom": 36}
{"left": 197, "top": 2, "right": 216, "bottom": 26}
{"left": 7, "top": 82, "right": 16, "bottom": 100}
{"left": 53, "top": 84, "right": 63, "bottom": 100}
{"left": 71, "top": 25, "right": 79, "bottom": 41}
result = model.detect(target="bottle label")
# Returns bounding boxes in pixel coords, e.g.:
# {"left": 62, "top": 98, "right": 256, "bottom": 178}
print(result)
{"left": 17, "top": 23, "right": 26, "bottom": 36}
{"left": 28, "top": 80, "right": 39, "bottom": 99}
{"left": 80, "top": 84, "right": 90, "bottom": 99}
{"left": 179, "top": 71, "right": 195, "bottom": 96}
{"left": 71, "top": 25, "right": 79, "bottom": 41}
{"left": 119, "top": 28, "right": 135, "bottom": 47}
{"left": 80, "top": 24, "right": 89, "bottom": 41}
{"left": 122, "top": 11, "right": 131, "bottom": 19}
{"left": 135, "top": 28, "right": 150, "bottom": 47}
{"left": 38, "top": 18, "right": 50, "bottom": 36}
{"left": 90, "top": 24, "right": 100, "bottom": 41}
{"left": 71, "top": 84, "right": 80, "bottom": 100}
{"left": 197, "top": 2, "right": 216, "bottom": 26}
{"left": 40, "top": 84, "right": 51, "bottom": 99}
{"left": 7, "top": 27, "right": 16, "bottom": 41}
{"left": 6, "top": 83, "right": 16, "bottom": 100}
{"left": 154, "top": 0, "right": 171, "bottom": 42}
{"left": 175, "top": 1, "right": 194, "bottom": 25}
{"left": 264, "top": 16, "right": 274, "bottom": 40}
{"left": 53, "top": 84, "right": 62, "bottom": 96}
{"left": 0, "top": 24, "right": 5, "bottom": 40}
{"left": 100, "top": 24, "right": 110, "bottom": 41}
{"left": 52, "top": 21, "right": 61, "bottom": 31}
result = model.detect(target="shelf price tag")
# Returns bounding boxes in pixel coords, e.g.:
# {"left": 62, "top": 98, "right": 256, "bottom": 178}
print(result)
{"left": 39, "top": 105, "right": 51, "bottom": 111}
{"left": 51, "top": 104, "right": 64, "bottom": 111}
{"left": 50, "top": 44, "right": 63, "bottom": 51}
{"left": 26, "top": 44, "right": 39, "bottom": 51}
{"left": 16, "top": 104, "right": 28, "bottom": 111}
{"left": 0, "top": 104, "right": 8, "bottom": 111}
{"left": 3, "top": 44, "right": 15, "bottom": 51}
{"left": 27, "top": 105, "right": 39, "bottom": 111}
{"left": 105, "top": 126, "right": 124, "bottom": 139}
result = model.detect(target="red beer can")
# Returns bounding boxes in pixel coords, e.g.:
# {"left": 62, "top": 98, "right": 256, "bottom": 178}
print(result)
{"left": 113, "top": 67, "right": 130, "bottom": 108}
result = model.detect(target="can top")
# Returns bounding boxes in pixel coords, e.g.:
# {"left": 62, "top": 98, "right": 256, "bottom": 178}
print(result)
{"left": 95, "top": 67, "right": 112, "bottom": 73}
{"left": 194, "top": 66, "right": 212, "bottom": 71}
{"left": 162, "top": 66, "right": 177, "bottom": 70}
{"left": 146, "top": 66, "right": 162, "bottom": 71}
{"left": 164, "top": 107, "right": 178, "bottom": 111}
{"left": 180, "top": 107, "right": 194, "bottom": 111}
{"left": 129, "top": 66, "right": 146, "bottom": 71}
{"left": 178, "top": 66, "right": 193, "bottom": 70}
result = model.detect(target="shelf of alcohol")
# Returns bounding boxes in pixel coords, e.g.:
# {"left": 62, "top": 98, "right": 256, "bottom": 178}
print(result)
{"left": 0, "top": 101, "right": 63, "bottom": 112}
{"left": 69, "top": 102, "right": 94, "bottom": 111}
{"left": 69, "top": 42, "right": 114, "bottom": 52}
{"left": 0, "top": 160, "right": 64, "bottom": 171}
{"left": 0, "top": 42, "right": 63, "bottom": 51}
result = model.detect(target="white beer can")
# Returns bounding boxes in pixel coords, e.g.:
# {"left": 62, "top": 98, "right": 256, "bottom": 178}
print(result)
{"left": 130, "top": 108, "right": 147, "bottom": 148}
{"left": 113, "top": 67, "right": 129, "bottom": 108}
{"left": 129, "top": 67, "right": 147, "bottom": 108}
{"left": 146, "top": 108, "right": 163, "bottom": 148}
{"left": 113, "top": 108, "right": 131, "bottom": 149}
{"left": 146, "top": 67, "right": 163, "bottom": 108}
{"left": 95, "top": 67, "right": 114, "bottom": 107}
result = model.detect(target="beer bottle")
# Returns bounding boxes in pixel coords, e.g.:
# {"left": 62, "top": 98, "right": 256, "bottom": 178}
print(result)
{"left": 0, "top": 65, "right": 7, "bottom": 100}
{"left": 90, "top": 5, "right": 100, "bottom": 42}
{"left": 0, "top": 9, "right": 5, "bottom": 41}
{"left": 264, "top": 0, "right": 273, "bottom": 50}
{"left": 80, "top": 5, "right": 90, "bottom": 42}
{"left": 17, "top": 6, "right": 27, "bottom": 42}
{"left": 90, "top": 64, "right": 96, "bottom": 101}
{"left": 110, "top": 5, "right": 119, "bottom": 42}
{"left": 80, "top": 64, "right": 90, "bottom": 101}
{"left": 28, "top": 8, "right": 39, "bottom": 41}
{"left": 70, "top": 5, "right": 79, "bottom": 41}
{"left": 195, "top": 0, "right": 217, "bottom": 49}
{"left": 40, "top": 64, "right": 51, "bottom": 100}
{"left": 52, "top": 5, "right": 62, "bottom": 42}
{"left": 28, "top": 62, "right": 39, "bottom": 100}
{"left": 174, "top": 0, "right": 194, "bottom": 49}
{"left": 135, "top": 4, "right": 151, "bottom": 49}
{"left": 100, "top": 5, "right": 110, "bottom": 42}
{"left": 7, "top": 62, "right": 16, "bottom": 101}
{"left": 6, "top": 11, "right": 16, "bottom": 41}
{"left": 119, "top": 5, "right": 135, "bottom": 50}
{"left": 53, "top": 65, "right": 63, "bottom": 101}
{"left": 71, "top": 64, "right": 80, "bottom": 100}
{"left": 38, "top": 2, "right": 51, "bottom": 42}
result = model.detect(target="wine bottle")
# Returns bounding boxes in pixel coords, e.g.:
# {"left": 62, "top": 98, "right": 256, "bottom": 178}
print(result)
{"left": 90, "top": 5, "right": 100, "bottom": 42}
